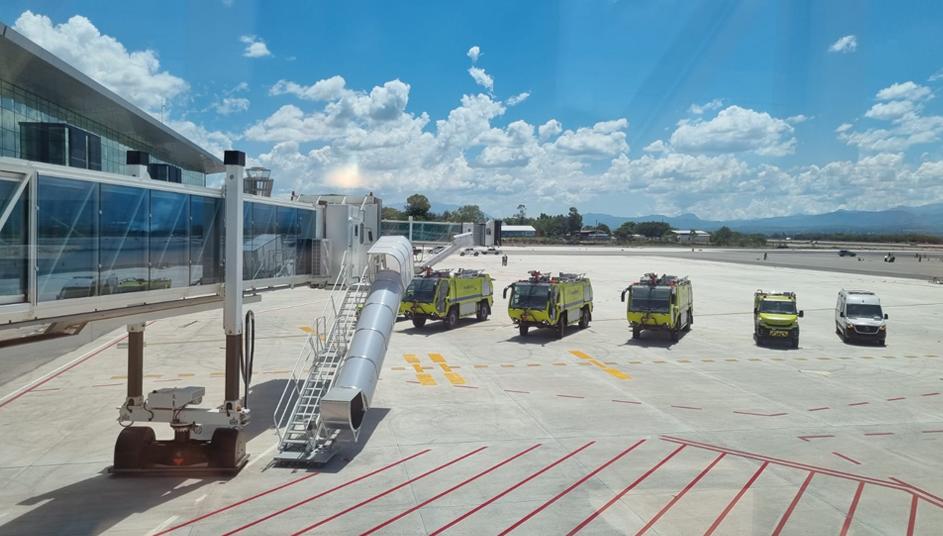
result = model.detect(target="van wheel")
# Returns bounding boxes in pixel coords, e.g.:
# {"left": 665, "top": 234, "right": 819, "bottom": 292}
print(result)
{"left": 556, "top": 313, "right": 567, "bottom": 339}
{"left": 444, "top": 306, "right": 459, "bottom": 330}
{"left": 578, "top": 307, "right": 590, "bottom": 329}
{"left": 412, "top": 316, "right": 426, "bottom": 328}
{"left": 686, "top": 308, "right": 693, "bottom": 330}
{"left": 476, "top": 301, "right": 490, "bottom": 321}
{"left": 519, "top": 325, "right": 529, "bottom": 337}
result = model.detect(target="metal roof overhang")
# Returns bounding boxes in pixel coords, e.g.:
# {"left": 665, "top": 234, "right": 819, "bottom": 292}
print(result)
{"left": 0, "top": 22, "right": 224, "bottom": 174}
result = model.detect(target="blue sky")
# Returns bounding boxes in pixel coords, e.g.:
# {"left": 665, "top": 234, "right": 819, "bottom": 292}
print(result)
{"left": 3, "top": 1, "right": 943, "bottom": 219}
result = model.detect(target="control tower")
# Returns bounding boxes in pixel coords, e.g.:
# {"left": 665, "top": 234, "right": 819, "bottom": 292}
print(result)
{"left": 244, "top": 166, "right": 274, "bottom": 197}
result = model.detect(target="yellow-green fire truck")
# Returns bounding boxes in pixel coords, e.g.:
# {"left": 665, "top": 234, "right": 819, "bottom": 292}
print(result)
{"left": 754, "top": 289, "right": 804, "bottom": 348}
{"left": 400, "top": 268, "right": 494, "bottom": 329}
{"left": 504, "top": 271, "right": 593, "bottom": 338}
{"left": 621, "top": 273, "right": 693, "bottom": 342}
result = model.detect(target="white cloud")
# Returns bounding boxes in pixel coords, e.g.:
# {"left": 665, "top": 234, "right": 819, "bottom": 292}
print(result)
{"left": 828, "top": 34, "right": 858, "bottom": 54}
{"left": 467, "top": 45, "right": 481, "bottom": 63}
{"left": 554, "top": 119, "right": 629, "bottom": 157}
{"left": 688, "top": 99, "right": 723, "bottom": 115}
{"left": 13, "top": 11, "right": 188, "bottom": 112}
{"left": 538, "top": 120, "right": 562, "bottom": 140}
{"left": 468, "top": 67, "right": 494, "bottom": 93}
{"left": 786, "top": 114, "right": 811, "bottom": 124}
{"left": 864, "top": 100, "right": 914, "bottom": 120}
{"left": 643, "top": 140, "right": 669, "bottom": 153}
{"left": 669, "top": 105, "right": 796, "bottom": 156}
{"left": 506, "top": 91, "right": 530, "bottom": 106}
{"left": 240, "top": 35, "right": 271, "bottom": 58}
{"left": 271, "top": 75, "right": 349, "bottom": 101}
{"left": 930, "top": 69, "right": 943, "bottom": 83}
{"left": 214, "top": 97, "right": 250, "bottom": 115}
{"left": 166, "top": 119, "right": 234, "bottom": 158}
{"left": 876, "top": 81, "right": 932, "bottom": 102}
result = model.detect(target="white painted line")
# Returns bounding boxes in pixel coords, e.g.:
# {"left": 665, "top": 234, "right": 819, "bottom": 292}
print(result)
{"left": 0, "top": 332, "right": 127, "bottom": 406}
{"left": 148, "top": 515, "right": 179, "bottom": 535}
{"left": 194, "top": 493, "right": 207, "bottom": 504}
{"left": 244, "top": 443, "right": 277, "bottom": 470}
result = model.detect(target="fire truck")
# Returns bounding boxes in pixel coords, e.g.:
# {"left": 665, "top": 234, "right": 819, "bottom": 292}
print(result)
{"left": 400, "top": 268, "right": 494, "bottom": 329}
{"left": 503, "top": 271, "right": 593, "bottom": 338}
{"left": 620, "top": 273, "right": 693, "bottom": 341}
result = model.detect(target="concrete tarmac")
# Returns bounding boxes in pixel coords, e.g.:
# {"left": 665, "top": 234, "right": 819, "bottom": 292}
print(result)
{"left": 1, "top": 251, "right": 941, "bottom": 534}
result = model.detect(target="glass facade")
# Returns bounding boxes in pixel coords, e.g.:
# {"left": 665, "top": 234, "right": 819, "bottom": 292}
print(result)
{"left": 0, "top": 78, "right": 205, "bottom": 186}
{"left": 0, "top": 173, "right": 320, "bottom": 305}
{"left": 381, "top": 219, "right": 463, "bottom": 242}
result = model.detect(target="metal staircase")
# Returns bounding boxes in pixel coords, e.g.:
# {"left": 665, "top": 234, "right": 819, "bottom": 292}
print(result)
{"left": 273, "top": 252, "right": 370, "bottom": 463}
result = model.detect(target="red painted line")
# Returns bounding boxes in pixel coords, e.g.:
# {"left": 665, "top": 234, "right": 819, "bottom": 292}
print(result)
{"left": 921, "top": 392, "right": 940, "bottom": 397}
{"left": 222, "top": 449, "right": 431, "bottom": 535}
{"left": 863, "top": 432, "right": 894, "bottom": 437}
{"left": 847, "top": 401, "right": 870, "bottom": 407}
{"left": 361, "top": 444, "right": 541, "bottom": 535}
{"left": 659, "top": 436, "right": 919, "bottom": 499}
{"left": 807, "top": 406, "right": 831, "bottom": 412}
{"left": 906, "top": 495, "right": 918, "bottom": 536}
{"left": 29, "top": 387, "right": 61, "bottom": 392}
{"left": 798, "top": 435, "right": 834, "bottom": 442}
{"left": 889, "top": 477, "right": 943, "bottom": 507}
{"left": 887, "top": 397, "right": 906, "bottom": 401}
{"left": 454, "top": 384, "right": 479, "bottom": 389}
{"left": 557, "top": 394, "right": 585, "bottom": 399}
{"left": 634, "top": 453, "right": 726, "bottom": 536}
{"left": 732, "top": 410, "right": 787, "bottom": 417}
{"left": 0, "top": 333, "right": 126, "bottom": 410}
{"left": 504, "top": 389, "right": 530, "bottom": 394}
{"left": 832, "top": 452, "right": 862, "bottom": 466}
{"left": 155, "top": 473, "right": 319, "bottom": 535}
{"left": 703, "top": 461, "right": 769, "bottom": 536}
{"left": 611, "top": 399, "right": 641, "bottom": 405}
{"left": 771, "top": 471, "right": 815, "bottom": 536}
{"left": 289, "top": 447, "right": 486, "bottom": 536}
{"left": 567, "top": 445, "right": 686, "bottom": 535}
{"left": 839, "top": 482, "right": 865, "bottom": 536}
{"left": 671, "top": 405, "right": 702, "bottom": 410}
{"left": 430, "top": 442, "right": 595, "bottom": 535}
{"left": 497, "top": 439, "right": 646, "bottom": 535}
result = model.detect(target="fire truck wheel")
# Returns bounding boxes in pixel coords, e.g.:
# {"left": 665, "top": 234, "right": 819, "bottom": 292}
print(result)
{"left": 519, "top": 324, "right": 529, "bottom": 336}
{"left": 579, "top": 307, "right": 590, "bottom": 329}
{"left": 476, "top": 301, "right": 490, "bottom": 321}
{"left": 412, "top": 316, "right": 427, "bottom": 328}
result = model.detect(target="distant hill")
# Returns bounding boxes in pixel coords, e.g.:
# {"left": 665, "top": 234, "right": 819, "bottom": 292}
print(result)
{"left": 583, "top": 202, "right": 943, "bottom": 235}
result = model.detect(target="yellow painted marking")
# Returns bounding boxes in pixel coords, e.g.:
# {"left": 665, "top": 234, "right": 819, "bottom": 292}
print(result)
{"left": 748, "top": 358, "right": 760, "bottom": 362}
{"left": 210, "top": 372, "right": 225, "bottom": 377}
{"left": 702, "top": 359, "right": 714, "bottom": 363}
{"left": 299, "top": 326, "right": 314, "bottom": 334}
{"left": 474, "top": 364, "right": 489, "bottom": 369}
{"left": 143, "top": 374, "right": 162, "bottom": 378}
{"left": 527, "top": 363, "right": 541, "bottom": 367}
{"left": 839, "top": 357, "right": 851, "bottom": 360}
{"left": 429, "top": 353, "right": 446, "bottom": 364}
{"left": 392, "top": 366, "right": 406, "bottom": 371}
{"left": 501, "top": 364, "right": 515, "bottom": 368}
{"left": 925, "top": 354, "right": 936, "bottom": 358}
{"left": 588, "top": 358, "right": 606, "bottom": 368}
{"left": 605, "top": 361, "right": 618, "bottom": 365}
{"left": 654, "top": 360, "right": 667, "bottom": 364}
{"left": 817, "top": 357, "right": 831, "bottom": 361}
{"left": 444, "top": 372, "right": 465, "bottom": 385}
{"left": 411, "top": 364, "right": 424, "bottom": 373}
{"left": 679, "top": 359, "right": 691, "bottom": 363}
{"left": 404, "top": 354, "right": 420, "bottom": 364}
{"left": 725, "top": 359, "right": 737, "bottom": 362}
{"left": 416, "top": 373, "right": 436, "bottom": 386}
{"left": 629, "top": 360, "right": 642, "bottom": 365}
{"left": 861, "top": 356, "right": 874, "bottom": 360}
{"left": 905, "top": 355, "right": 918, "bottom": 359}
{"left": 569, "top": 350, "right": 592, "bottom": 359}
{"left": 570, "top": 350, "right": 629, "bottom": 379}
{"left": 178, "top": 373, "right": 195, "bottom": 378}
{"left": 883, "top": 356, "right": 895, "bottom": 359}
{"left": 795, "top": 358, "right": 807, "bottom": 361}
{"left": 772, "top": 358, "right": 784, "bottom": 362}
{"left": 553, "top": 362, "right": 567, "bottom": 366}
{"left": 604, "top": 368, "right": 630, "bottom": 380}
{"left": 576, "top": 362, "right": 591, "bottom": 366}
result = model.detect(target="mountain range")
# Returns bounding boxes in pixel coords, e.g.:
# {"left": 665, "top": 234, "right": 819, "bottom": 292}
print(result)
{"left": 582, "top": 202, "right": 943, "bottom": 235}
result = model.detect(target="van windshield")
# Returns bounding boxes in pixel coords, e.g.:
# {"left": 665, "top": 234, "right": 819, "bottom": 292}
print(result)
{"left": 847, "top": 303, "right": 883, "bottom": 319}
{"left": 759, "top": 300, "right": 797, "bottom": 314}
{"left": 405, "top": 278, "right": 438, "bottom": 302}
{"left": 630, "top": 286, "right": 671, "bottom": 313}
{"left": 511, "top": 283, "right": 550, "bottom": 309}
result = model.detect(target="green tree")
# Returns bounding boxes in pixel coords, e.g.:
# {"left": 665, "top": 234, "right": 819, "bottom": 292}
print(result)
{"left": 711, "top": 226, "right": 734, "bottom": 245}
{"left": 614, "top": 221, "right": 637, "bottom": 240}
{"left": 595, "top": 223, "right": 611, "bottom": 235}
{"left": 566, "top": 207, "right": 582, "bottom": 234}
{"left": 381, "top": 206, "right": 406, "bottom": 220}
{"left": 635, "top": 221, "right": 672, "bottom": 238}
{"left": 448, "top": 204, "right": 486, "bottom": 223}
{"left": 405, "top": 193, "right": 431, "bottom": 220}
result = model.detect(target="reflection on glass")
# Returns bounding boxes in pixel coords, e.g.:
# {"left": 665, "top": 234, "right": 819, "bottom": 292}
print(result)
{"left": 149, "top": 190, "right": 188, "bottom": 289}
{"left": 245, "top": 202, "right": 277, "bottom": 280}
{"left": 276, "top": 206, "right": 298, "bottom": 277}
{"left": 36, "top": 176, "right": 99, "bottom": 301}
{"left": 296, "top": 209, "right": 315, "bottom": 275}
{"left": 190, "top": 195, "right": 222, "bottom": 285}
{"left": 100, "top": 184, "right": 148, "bottom": 295}
{"left": 0, "top": 179, "right": 28, "bottom": 303}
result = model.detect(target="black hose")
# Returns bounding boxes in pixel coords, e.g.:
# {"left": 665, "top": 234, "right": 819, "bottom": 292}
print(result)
{"left": 241, "top": 310, "right": 255, "bottom": 407}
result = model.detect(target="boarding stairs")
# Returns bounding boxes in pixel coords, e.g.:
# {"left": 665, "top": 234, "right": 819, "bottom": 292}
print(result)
{"left": 273, "top": 252, "right": 370, "bottom": 463}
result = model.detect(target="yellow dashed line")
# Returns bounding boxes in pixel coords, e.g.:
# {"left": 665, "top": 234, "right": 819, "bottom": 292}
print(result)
{"left": 817, "top": 357, "right": 831, "bottom": 361}
{"left": 474, "top": 364, "right": 489, "bottom": 369}
{"left": 553, "top": 362, "right": 567, "bottom": 366}
{"left": 430, "top": 353, "right": 465, "bottom": 385}
{"left": 178, "top": 373, "right": 195, "bottom": 378}
{"left": 702, "top": 359, "right": 714, "bottom": 363}
{"left": 629, "top": 360, "right": 642, "bottom": 365}
{"left": 299, "top": 326, "right": 314, "bottom": 334}
{"left": 392, "top": 366, "right": 406, "bottom": 371}
{"left": 210, "top": 372, "right": 225, "bottom": 377}
{"left": 679, "top": 359, "right": 690, "bottom": 363}
{"left": 416, "top": 373, "right": 436, "bottom": 385}
{"left": 143, "top": 374, "right": 162, "bottom": 378}
{"left": 404, "top": 354, "right": 420, "bottom": 364}
{"left": 568, "top": 350, "right": 630, "bottom": 380}
{"left": 795, "top": 357, "right": 807, "bottom": 361}
{"left": 527, "top": 363, "right": 541, "bottom": 367}
{"left": 748, "top": 358, "right": 760, "bottom": 362}
{"left": 861, "top": 356, "right": 874, "bottom": 360}
{"left": 111, "top": 375, "right": 127, "bottom": 380}
{"left": 724, "top": 359, "right": 737, "bottom": 362}
{"left": 501, "top": 364, "right": 515, "bottom": 368}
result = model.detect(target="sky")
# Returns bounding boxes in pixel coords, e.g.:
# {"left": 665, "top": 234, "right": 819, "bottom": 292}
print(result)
{"left": 3, "top": 0, "right": 943, "bottom": 220}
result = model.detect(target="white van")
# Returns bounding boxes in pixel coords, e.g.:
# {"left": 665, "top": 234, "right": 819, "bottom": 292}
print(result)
{"left": 835, "top": 289, "right": 887, "bottom": 345}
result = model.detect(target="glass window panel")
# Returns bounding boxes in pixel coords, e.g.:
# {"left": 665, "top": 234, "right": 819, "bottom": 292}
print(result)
{"left": 36, "top": 176, "right": 99, "bottom": 301}
{"left": 296, "top": 209, "right": 315, "bottom": 275}
{"left": 69, "top": 127, "right": 88, "bottom": 169}
{"left": 0, "top": 179, "right": 28, "bottom": 303}
{"left": 189, "top": 195, "right": 222, "bottom": 285}
{"left": 244, "top": 202, "right": 276, "bottom": 280}
{"left": 149, "top": 190, "right": 189, "bottom": 289}
{"left": 276, "top": 207, "right": 298, "bottom": 277}
{"left": 100, "top": 184, "right": 148, "bottom": 295}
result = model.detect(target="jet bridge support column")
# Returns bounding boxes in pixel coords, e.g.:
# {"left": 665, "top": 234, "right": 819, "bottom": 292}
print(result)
{"left": 126, "top": 322, "right": 145, "bottom": 402}
{"left": 223, "top": 150, "right": 245, "bottom": 407}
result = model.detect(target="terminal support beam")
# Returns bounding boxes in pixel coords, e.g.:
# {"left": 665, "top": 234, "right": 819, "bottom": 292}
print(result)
{"left": 223, "top": 150, "right": 246, "bottom": 405}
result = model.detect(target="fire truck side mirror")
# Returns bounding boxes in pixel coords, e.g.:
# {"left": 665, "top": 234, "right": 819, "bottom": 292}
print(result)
{"left": 620, "top": 288, "right": 628, "bottom": 302}
{"left": 503, "top": 285, "right": 512, "bottom": 299}
{"left": 798, "top": 310, "right": 805, "bottom": 318}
